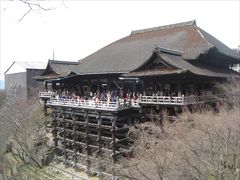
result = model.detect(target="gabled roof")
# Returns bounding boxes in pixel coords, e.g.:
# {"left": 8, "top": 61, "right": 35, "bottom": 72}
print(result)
{"left": 37, "top": 60, "right": 80, "bottom": 80}
{"left": 71, "top": 20, "right": 240, "bottom": 75}
{"left": 5, "top": 61, "right": 47, "bottom": 74}
{"left": 125, "top": 48, "right": 240, "bottom": 78}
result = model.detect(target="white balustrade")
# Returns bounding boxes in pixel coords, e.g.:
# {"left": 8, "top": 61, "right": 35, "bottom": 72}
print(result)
{"left": 39, "top": 91, "right": 54, "bottom": 98}
{"left": 140, "top": 95, "right": 217, "bottom": 105}
{"left": 43, "top": 90, "right": 218, "bottom": 109}
{"left": 48, "top": 98, "right": 131, "bottom": 110}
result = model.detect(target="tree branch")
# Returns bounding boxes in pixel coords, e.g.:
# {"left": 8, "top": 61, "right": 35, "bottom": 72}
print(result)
{"left": 18, "top": 0, "right": 63, "bottom": 22}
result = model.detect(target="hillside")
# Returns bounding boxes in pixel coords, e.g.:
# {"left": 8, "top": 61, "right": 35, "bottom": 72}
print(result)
{"left": 115, "top": 107, "right": 240, "bottom": 179}
{"left": 0, "top": 83, "right": 239, "bottom": 179}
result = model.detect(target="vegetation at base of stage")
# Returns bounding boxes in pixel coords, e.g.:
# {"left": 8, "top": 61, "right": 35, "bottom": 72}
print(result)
{"left": 0, "top": 80, "right": 239, "bottom": 179}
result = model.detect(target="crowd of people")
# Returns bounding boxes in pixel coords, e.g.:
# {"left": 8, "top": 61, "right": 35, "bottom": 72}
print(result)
{"left": 51, "top": 89, "right": 142, "bottom": 103}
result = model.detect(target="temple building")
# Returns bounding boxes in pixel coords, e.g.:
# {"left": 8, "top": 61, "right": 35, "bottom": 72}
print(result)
{"left": 37, "top": 20, "right": 240, "bottom": 177}
{"left": 4, "top": 61, "right": 47, "bottom": 100}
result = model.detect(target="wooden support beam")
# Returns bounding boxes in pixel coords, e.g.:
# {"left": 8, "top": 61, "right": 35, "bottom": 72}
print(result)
{"left": 120, "top": 82, "right": 124, "bottom": 98}
{"left": 72, "top": 109, "right": 77, "bottom": 169}
{"left": 63, "top": 108, "right": 67, "bottom": 167}
{"left": 97, "top": 111, "right": 103, "bottom": 179}
{"left": 84, "top": 110, "right": 90, "bottom": 175}
{"left": 97, "top": 112, "right": 102, "bottom": 156}
{"left": 177, "top": 82, "right": 182, "bottom": 97}
{"left": 111, "top": 116, "right": 117, "bottom": 163}
{"left": 142, "top": 80, "right": 146, "bottom": 96}
{"left": 52, "top": 107, "right": 58, "bottom": 160}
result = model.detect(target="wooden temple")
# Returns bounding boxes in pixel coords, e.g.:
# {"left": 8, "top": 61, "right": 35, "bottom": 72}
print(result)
{"left": 37, "top": 21, "right": 240, "bottom": 177}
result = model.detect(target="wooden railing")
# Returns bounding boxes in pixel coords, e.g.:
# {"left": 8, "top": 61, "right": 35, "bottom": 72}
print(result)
{"left": 41, "top": 91, "right": 219, "bottom": 109}
{"left": 39, "top": 91, "right": 54, "bottom": 98}
{"left": 140, "top": 95, "right": 217, "bottom": 105}
{"left": 47, "top": 98, "right": 131, "bottom": 110}
{"left": 131, "top": 99, "right": 141, "bottom": 108}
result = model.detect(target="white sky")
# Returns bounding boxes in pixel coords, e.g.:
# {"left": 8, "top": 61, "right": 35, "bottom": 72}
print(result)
{"left": 0, "top": 0, "right": 240, "bottom": 80}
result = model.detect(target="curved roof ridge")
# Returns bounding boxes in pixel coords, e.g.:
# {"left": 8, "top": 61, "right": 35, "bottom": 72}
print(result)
{"left": 131, "top": 20, "right": 196, "bottom": 35}
{"left": 156, "top": 47, "right": 183, "bottom": 56}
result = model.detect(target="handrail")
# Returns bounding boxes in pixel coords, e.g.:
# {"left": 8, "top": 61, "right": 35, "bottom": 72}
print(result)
{"left": 47, "top": 98, "right": 131, "bottom": 110}
{"left": 39, "top": 91, "right": 54, "bottom": 98}
{"left": 41, "top": 91, "right": 220, "bottom": 108}
{"left": 140, "top": 95, "right": 217, "bottom": 105}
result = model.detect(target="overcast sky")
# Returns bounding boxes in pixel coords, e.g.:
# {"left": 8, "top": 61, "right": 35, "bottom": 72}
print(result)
{"left": 0, "top": 0, "right": 240, "bottom": 80}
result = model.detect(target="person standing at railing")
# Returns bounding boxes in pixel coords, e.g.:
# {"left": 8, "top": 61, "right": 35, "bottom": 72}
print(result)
{"left": 107, "top": 91, "right": 111, "bottom": 107}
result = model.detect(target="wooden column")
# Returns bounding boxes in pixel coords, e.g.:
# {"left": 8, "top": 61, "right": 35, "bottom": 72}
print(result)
{"left": 133, "top": 81, "right": 136, "bottom": 93}
{"left": 160, "top": 82, "right": 164, "bottom": 96}
{"left": 88, "top": 80, "right": 92, "bottom": 94}
{"left": 107, "top": 78, "right": 111, "bottom": 91}
{"left": 97, "top": 112, "right": 102, "bottom": 155}
{"left": 84, "top": 110, "right": 90, "bottom": 175}
{"left": 60, "top": 81, "right": 63, "bottom": 92}
{"left": 63, "top": 108, "right": 67, "bottom": 167}
{"left": 52, "top": 107, "right": 58, "bottom": 160}
{"left": 43, "top": 99, "right": 47, "bottom": 115}
{"left": 111, "top": 115, "right": 117, "bottom": 180}
{"left": 52, "top": 81, "right": 56, "bottom": 91}
{"left": 97, "top": 112, "right": 103, "bottom": 179}
{"left": 111, "top": 116, "right": 117, "bottom": 163}
{"left": 72, "top": 109, "right": 77, "bottom": 169}
{"left": 44, "top": 81, "right": 48, "bottom": 91}
{"left": 142, "top": 80, "right": 146, "bottom": 96}
{"left": 97, "top": 79, "right": 101, "bottom": 97}
{"left": 177, "top": 82, "right": 182, "bottom": 97}
{"left": 120, "top": 82, "right": 124, "bottom": 98}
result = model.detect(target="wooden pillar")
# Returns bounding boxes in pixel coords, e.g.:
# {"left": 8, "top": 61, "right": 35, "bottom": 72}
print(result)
{"left": 120, "top": 82, "right": 124, "bottom": 98}
{"left": 97, "top": 79, "right": 101, "bottom": 97}
{"left": 72, "top": 109, "right": 77, "bottom": 169}
{"left": 43, "top": 99, "right": 47, "bottom": 115}
{"left": 97, "top": 112, "right": 102, "bottom": 155}
{"left": 107, "top": 78, "right": 111, "bottom": 91}
{"left": 150, "top": 82, "right": 154, "bottom": 95}
{"left": 60, "top": 81, "right": 63, "bottom": 92}
{"left": 84, "top": 110, "right": 90, "bottom": 175}
{"left": 142, "top": 80, "right": 146, "bottom": 96}
{"left": 111, "top": 116, "right": 117, "bottom": 163}
{"left": 97, "top": 112, "right": 103, "bottom": 179}
{"left": 162, "top": 82, "right": 165, "bottom": 96}
{"left": 63, "top": 108, "right": 67, "bottom": 167}
{"left": 52, "top": 81, "right": 56, "bottom": 91}
{"left": 88, "top": 80, "right": 92, "bottom": 94}
{"left": 177, "top": 82, "right": 182, "bottom": 97}
{"left": 111, "top": 115, "right": 117, "bottom": 179}
{"left": 44, "top": 81, "right": 48, "bottom": 91}
{"left": 52, "top": 107, "right": 58, "bottom": 160}
{"left": 133, "top": 81, "right": 136, "bottom": 93}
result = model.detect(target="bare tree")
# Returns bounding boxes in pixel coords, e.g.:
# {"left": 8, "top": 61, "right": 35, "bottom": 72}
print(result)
{"left": 3, "top": 0, "right": 67, "bottom": 22}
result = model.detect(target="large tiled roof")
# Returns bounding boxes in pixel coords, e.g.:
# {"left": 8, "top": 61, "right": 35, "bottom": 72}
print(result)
{"left": 38, "top": 20, "right": 240, "bottom": 80}
{"left": 72, "top": 20, "right": 239, "bottom": 75}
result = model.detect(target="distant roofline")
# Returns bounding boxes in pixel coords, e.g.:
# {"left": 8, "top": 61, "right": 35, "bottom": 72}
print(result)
{"left": 48, "top": 59, "right": 80, "bottom": 65}
{"left": 131, "top": 20, "right": 196, "bottom": 35}
{"left": 4, "top": 61, "right": 47, "bottom": 74}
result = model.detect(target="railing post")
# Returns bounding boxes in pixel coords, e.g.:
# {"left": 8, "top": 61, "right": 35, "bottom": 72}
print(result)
{"left": 116, "top": 98, "right": 120, "bottom": 109}
{"left": 182, "top": 95, "right": 185, "bottom": 105}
